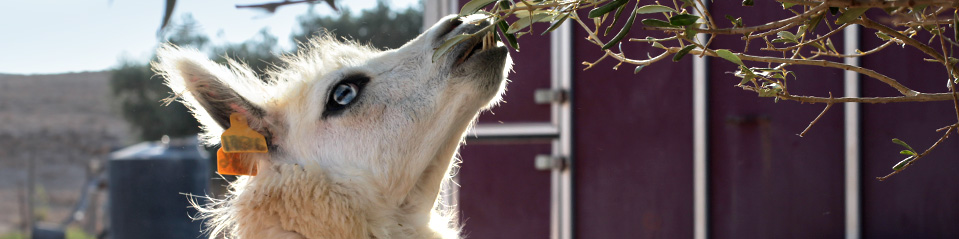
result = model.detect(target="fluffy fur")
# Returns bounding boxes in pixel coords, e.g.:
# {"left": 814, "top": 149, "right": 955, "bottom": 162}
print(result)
{"left": 153, "top": 15, "right": 511, "bottom": 239}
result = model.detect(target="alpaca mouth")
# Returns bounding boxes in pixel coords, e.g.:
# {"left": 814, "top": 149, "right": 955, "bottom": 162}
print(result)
{"left": 455, "top": 31, "right": 503, "bottom": 65}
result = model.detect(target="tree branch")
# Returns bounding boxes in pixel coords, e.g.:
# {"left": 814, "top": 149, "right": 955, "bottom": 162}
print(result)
{"left": 854, "top": 17, "right": 946, "bottom": 63}
{"left": 641, "top": 3, "right": 828, "bottom": 35}
{"left": 798, "top": 93, "right": 834, "bottom": 137}
{"left": 813, "top": 41, "right": 895, "bottom": 58}
{"left": 764, "top": 24, "right": 850, "bottom": 52}
{"left": 773, "top": 91, "right": 956, "bottom": 104}
{"left": 778, "top": 0, "right": 959, "bottom": 8}
{"left": 877, "top": 125, "right": 956, "bottom": 181}
{"left": 667, "top": 47, "right": 922, "bottom": 96}
{"left": 236, "top": 0, "right": 333, "bottom": 13}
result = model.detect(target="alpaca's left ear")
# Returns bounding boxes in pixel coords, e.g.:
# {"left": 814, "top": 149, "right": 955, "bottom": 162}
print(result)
{"left": 152, "top": 44, "right": 271, "bottom": 145}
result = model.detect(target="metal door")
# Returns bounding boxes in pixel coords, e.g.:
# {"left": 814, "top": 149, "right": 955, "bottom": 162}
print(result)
{"left": 429, "top": 1, "right": 576, "bottom": 238}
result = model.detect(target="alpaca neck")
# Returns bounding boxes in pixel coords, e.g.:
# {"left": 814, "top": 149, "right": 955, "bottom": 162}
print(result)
{"left": 225, "top": 163, "right": 452, "bottom": 239}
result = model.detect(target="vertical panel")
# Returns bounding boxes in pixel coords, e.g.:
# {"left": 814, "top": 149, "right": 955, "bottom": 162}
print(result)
{"left": 693, "top": 3, "right": 711, "bottom": 239}
{"left": 707, "top": 2, "right": 845, "bottom": 238}
{"left": 571, "top": 10, "right": 694, "bottom": 238}
{"left": 458, "top": 142, "right": 553, "bottom": 239}
{"left": 457, "top": 0, "right": 553, "bottom": 124}
{"left": 843, "top": 24, "right": 861, "bottom": 239}
{"left": 859, "top": 11, "right": 959, "bottom": 238}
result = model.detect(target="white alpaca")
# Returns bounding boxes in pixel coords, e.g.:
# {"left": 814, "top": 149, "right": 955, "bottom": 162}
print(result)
{"left": 153, "top": 15, "right": 511, "bottom": 239}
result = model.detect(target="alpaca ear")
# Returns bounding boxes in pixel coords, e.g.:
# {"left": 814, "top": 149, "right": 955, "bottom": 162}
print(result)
{"left": 152, "top": 44, "right": 270, "bottom": 145}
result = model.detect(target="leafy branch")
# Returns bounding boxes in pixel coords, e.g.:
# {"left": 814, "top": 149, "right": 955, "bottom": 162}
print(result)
{"left": 453, "top": 0, "right": 959, "bottom": 180}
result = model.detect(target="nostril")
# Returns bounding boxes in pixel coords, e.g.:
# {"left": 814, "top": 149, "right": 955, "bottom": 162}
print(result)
{"left": 439, "top": 18, "right": 463, "bottom": 37}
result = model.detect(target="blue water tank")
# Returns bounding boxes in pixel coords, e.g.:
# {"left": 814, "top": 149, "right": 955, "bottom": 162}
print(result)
{"left": 108, "top": 136, "right": 209, "bottom": 239}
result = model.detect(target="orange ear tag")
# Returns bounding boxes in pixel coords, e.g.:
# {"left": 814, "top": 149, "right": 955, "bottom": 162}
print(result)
{"left": 217, "top": 148, "right": 258, "bottom": 176}
{"left": 217, "top": 113, "right": 268, "bottom": 176}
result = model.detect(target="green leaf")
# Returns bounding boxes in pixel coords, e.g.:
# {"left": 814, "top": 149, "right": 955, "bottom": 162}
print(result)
{"left": 636, "top": 5, "right": 676, "bottom": 14}
{"left": 541, "top": 13, "right": 570, "bottom": 35}
{"left": 669, "top": 14, "right": 700, "bottom": 26}
{"left": 497, "top": 20, "right": 520, "bottom": 50}
{"left": 805, "top": 13, "right": 826, "bottom": 33}
{"left": 498, "top": 0, "right": 511, "bottom": 10}
{"left": 603, "top": 2, "right": 639, "bottom": 50}
{"left": 432, "top": 34, "right": 472, "bottom": 62}
{"left": 892, "top": 138, "right": 916, "bottom": 152}
{"left": 782, "top": 2, "right": 796, "bottom": 9}
{"left": 742, "top": 0, "right": 754, "bottom": 6}
{"left": 459, "top": 0, "right": 497, "bottom": 16}
{"left": 604, "top": 3, "right": 629, "bottom": 36}
{"left": 634, "top": 65, "right": 646, "bottom": 74}
{"left": 588, "top": 0, "right": 629, "bottom": 18}
{"left": 875, "top": 32, "right": 892, "bottom": 41}
{"left": 507, "top": 13, "right": 551, "bottom": 33}
{"left": 642, "top": 19, "right": 675, "bottom": 28}
{"left": 771, "top": 38, "right": 790, "bottom": 44}
{"left": 836, "top": 8, "right": 868, "bottom": 25}
{"left": 672, "top": 44, "right": 697, "bottom": 62}
{"left": 900, "top": 150, "right": 916, "bottom": 156}
{"left": 777, "top": 31, "right": 798, "bottom": 42}
{"left": 738, "top": 65, "right": 757, "bottom": 85}
{"left": 758, "top": 83, "right": 783, "bottom": 97}
{"left": 725, "top": 15, "right": 744, "bottom": 28}
{"left": 826, "top": 38, "right": 837, "bottom": 53}
{"left": 715, "top": 49, "right": 744, "bottom": 66}
{"left": 684, "top": 24, "right": 700, "bottom": 40}
{"left": 808, "top": 42, "right": 826, "bottom": 51}
{"left": 954, "top": 11, "right": 958, "bottom": 42}
{"left": 651, "top": 41, "right": 666, "bottom": 49}
{"left": 893, "top": 156, "right": 915, "bottom": 171}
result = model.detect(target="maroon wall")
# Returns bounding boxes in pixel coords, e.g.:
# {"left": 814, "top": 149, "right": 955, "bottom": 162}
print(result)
{"left": 571, "top": 8, "right": 694, "bottom": 238}
{"left": 474, "top": 9, "right": 553, "bottom": 124}
{"left": 456, "top": 1, "right": 557, "bottom": 237}
{"left": 859, "top": 11, "right": 959, "bottom": 239}
{"left": 458, "top": 142, "right": 553, "bottom": 238}
{"left": 706, "top": 2, "right": 846, "bottom": 238}
{"left": 452, "top": 2, "right": 959, "bottom": 238}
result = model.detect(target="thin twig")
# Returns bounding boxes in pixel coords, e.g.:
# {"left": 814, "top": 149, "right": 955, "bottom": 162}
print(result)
{"left": 798, "top": 93, "right": 835, "bottom": 137}
{"left": 895, "top": 18, "right": 955, "bottom": 27}
{"left": 763, "top": 24, "right": 850, "bottom": 52}
{"left": 744, "top": 17, "right": 809, "bottom": 40}
{"left": 745, "top": 88, "right": 955, "bottom": 103}
{"left": 814, "top": 41, "right": 895, "bottom": 58}
{"left": 573, "top": 13, "right": 672, "bottom": 66}
{"left": 877, "top": 125, "right": 956, "bottom": 181}
{"left": 855, "top": 17, "right": 946, "bottom": 63}
{"left": 629, "top": 36, "right": 679, "bottom": 42}
{"left": 582, "top": 52, "right": 610, "bottom": 70}
{"left": 778, "top": 0, "right": 959, "bottom": 8}
{"left": 642, "top": 3, "right": 828, "bottom": 35}
{"left": 668, "top": 47, "right": 921, "bottom": 96}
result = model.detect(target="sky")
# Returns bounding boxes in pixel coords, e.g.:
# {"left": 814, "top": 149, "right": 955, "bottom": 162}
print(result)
{"left": 0, "top": 0, "right": 420, "bottom": 75}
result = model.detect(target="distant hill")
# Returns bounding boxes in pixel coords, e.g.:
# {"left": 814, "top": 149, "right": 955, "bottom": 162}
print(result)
{"left": 0, "top": 71, "right": 131, "bottom": 234}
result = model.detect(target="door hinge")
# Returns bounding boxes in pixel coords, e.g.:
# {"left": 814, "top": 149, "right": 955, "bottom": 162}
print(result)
{"left": 535, "top": 154, "right": 567, "bottom": 171}
{"left": 534, "top": 89, "right": 568, "bottom": 104}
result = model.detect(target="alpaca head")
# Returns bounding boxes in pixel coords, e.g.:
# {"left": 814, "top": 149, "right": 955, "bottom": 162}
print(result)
{"left": 153, "top": 15, "right": 510, "bottom": 237}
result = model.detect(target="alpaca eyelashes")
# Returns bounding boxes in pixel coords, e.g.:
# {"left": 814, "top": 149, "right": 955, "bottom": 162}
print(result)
{"left": 323, "top": 75, "right": 370, "bottom": 117}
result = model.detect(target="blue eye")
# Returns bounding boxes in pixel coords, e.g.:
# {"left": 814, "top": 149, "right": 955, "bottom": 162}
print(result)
{"left": 323, "top": 75, "right": 370, "bottom": 118}
{"left": 332, "top": 83, "right": 357, "bottom": 106}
